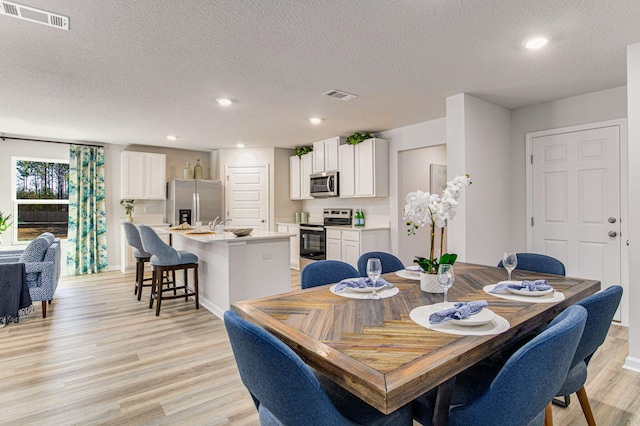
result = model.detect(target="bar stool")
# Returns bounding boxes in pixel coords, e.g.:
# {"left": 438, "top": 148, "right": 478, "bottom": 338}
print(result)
{"left": 138, "top": 225, "right": 199, "bottom": 316}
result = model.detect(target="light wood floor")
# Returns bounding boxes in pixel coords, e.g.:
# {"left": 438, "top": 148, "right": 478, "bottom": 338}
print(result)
{"left": 1, "top": 271, "right": 639, "bottom": 425}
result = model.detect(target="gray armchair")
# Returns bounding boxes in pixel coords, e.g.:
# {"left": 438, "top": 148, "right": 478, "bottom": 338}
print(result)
{"left": 0, "top": 232, "right": 61, "bottom": 318}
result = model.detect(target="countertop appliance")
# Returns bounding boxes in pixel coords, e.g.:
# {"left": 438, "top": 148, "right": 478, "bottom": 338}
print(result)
{"left": 167, "top": 179, "right": 222, "bottom": 226}
{"left": 310, "top": 171, "right": 339, "bottom": 198}
{"left": 299, "top": 208, "right": 352, "bottom": 269}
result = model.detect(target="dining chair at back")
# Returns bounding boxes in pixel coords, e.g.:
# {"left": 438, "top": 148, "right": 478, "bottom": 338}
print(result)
{"left": 545, "top": 285, "right": 623, "bottom": 426}
{"left": 223, "top": 310, "right": 414, "bottom": 425}
{"left": 412, "top": 305, "right": 588, "bottom": 426}
{"left": 300, "top": 260, "right": 360, "bottom": 289}
{"left": 357, "top": 251, "right": 405, "bottom": 276}
{"left": 137, "top": 225, "right": 199, "bottom": 316}
{"left": 497, "top": 253, "right": 566, "bottom": 276}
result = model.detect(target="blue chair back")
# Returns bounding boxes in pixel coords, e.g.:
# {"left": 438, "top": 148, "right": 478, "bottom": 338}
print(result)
{"left": 122, "top": 222, "right": 151, "bottom": 258}
{"left": 497, "top": 253, "right": 565, "bottom": 276}
{"left": 224, "top": 310, "right": 358, "bottom": 425}
{"left": 138, "top": 225, "right": 180, "bottom": 266}
{"left": 301, "top": 260, "right": 360, "bottom": 289}
{"left": 357, "top": 252, "right": 405, "bottom": 276}
{"left": 573, "top": 285, "right": 622, "bottom": 366}
{"left": 448, "top": 305, "right": 587, "bottom": 426}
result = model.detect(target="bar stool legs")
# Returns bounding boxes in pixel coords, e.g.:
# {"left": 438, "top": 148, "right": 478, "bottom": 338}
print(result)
{"left": 149, "top": 263, "right": 199, "bottom": 316}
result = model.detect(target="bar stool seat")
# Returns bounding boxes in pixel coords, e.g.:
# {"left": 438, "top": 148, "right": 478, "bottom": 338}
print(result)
{"left": 138, "top": 225, "right": 199, "bottom": 316}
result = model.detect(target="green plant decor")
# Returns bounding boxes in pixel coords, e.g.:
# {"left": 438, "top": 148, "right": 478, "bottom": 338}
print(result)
{"left": 295, "top": 146, "right": 313, "bottom": 158}
{"left": 0, "top": 211, "right": 13, "bottom": 233}
{"left": 120, "top": 199, "right": 134, "bottom": 221}
{"left": 345, "top": 131, "right": 372, "bottom": 145}
{"left": 414, "top": 253, "right": 458, "bottom": 274}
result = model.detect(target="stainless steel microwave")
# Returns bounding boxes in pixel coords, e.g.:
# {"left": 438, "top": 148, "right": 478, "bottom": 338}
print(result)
{"left": 310, "top": 171, "right": 339, "bottom": 198}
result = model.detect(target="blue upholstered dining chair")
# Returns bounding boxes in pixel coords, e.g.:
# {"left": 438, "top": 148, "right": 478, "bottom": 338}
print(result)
{"left": 223, "top": 310, "right": 413, "bottom": 426}
{"left": 138, "top": 225, "right": 199, "bottom": 316}
{"left": 412, "top": 305, "right": 588, "bottom": 426}
{"left": 546, "top": 285, "right": 623, "bottom": 426}
{"left": 301, "top": 260, "right": 360, "bottom": 289}
{"left": 122, "top": 222, "right": 154, "bottom": 300}
{"left": 357, "top": 252, "right": 405, "bottom": 276}
{"left": 497, "top": 253, "right": 565, "bottom": 276}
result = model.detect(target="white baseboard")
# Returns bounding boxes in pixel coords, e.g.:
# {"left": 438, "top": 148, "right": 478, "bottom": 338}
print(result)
{"left": 623, "top": 356, "right": 640, "bottom": 373}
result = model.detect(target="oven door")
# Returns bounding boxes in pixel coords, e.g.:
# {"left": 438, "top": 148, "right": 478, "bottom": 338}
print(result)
{"left": 299, "top": 225, "right": 326, "bottom": 261}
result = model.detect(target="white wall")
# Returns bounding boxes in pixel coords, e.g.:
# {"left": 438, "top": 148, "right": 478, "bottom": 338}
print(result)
{"left": 626, "top": 42, "right": 640, "bottom": 371}
{"left": 447, "top": 94, "right": 512, "bottom": 266}
{"left": 381, "top": 118, "right": 447, "bottom": 257}
{"left": 509, "top": 86, "right": 627, "bottom": 250}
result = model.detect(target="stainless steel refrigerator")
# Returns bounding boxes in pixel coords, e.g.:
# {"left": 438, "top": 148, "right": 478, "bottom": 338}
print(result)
{"left": 167, "top": 179, "right": 222, "bottom": 226}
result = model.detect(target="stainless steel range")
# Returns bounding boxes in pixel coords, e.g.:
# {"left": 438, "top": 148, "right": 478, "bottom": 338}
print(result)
{"left": 299, "top": 208, "right": 352, "bottom": 270}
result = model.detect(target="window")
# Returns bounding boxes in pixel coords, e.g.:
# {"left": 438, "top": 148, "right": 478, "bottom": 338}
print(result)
{"left": 12, "top": 157, "right": 69, "bottom": 242}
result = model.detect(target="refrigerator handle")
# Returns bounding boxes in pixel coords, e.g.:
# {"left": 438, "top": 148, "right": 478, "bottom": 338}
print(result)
{"left": 193, "top": 192, "right": 198, "bottom": 222}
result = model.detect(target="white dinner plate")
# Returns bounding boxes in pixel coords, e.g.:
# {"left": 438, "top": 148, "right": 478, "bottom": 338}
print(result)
{"left": 507, "top": 287, "right": 555, "bottom": 297}
{"left": 395, "top": 269, "right": 421, "bottom": 280}
{"left": 451, "top": 307, "right": 496, "bottom": 326}
{"left": 346, "top": 285, "right": 387, "bottom": 293}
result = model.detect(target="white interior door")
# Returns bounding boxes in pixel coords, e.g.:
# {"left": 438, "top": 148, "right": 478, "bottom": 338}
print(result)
{"left": 225, "top": 165, "right": 269, "bottom": 231}
{"left": 529, "top": 125, "right": 621, "bottom": 318}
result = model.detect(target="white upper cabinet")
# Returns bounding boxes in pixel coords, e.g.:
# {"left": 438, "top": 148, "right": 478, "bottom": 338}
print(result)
{"left": 121, "top": 151, "right": 166, "bottom": 200}
{"left": 290, "top": 153, "right": 314, "bottom": 200}
{"left": 340, "top": 138, "right": 388, "bottom": 198}
{"left": 313, "top": 137, "right": 344, "bottom": 173}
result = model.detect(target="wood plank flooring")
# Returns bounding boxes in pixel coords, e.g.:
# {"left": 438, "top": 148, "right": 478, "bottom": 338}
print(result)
{"left": 1, "top": 270, "right": 639, "bottom": 425}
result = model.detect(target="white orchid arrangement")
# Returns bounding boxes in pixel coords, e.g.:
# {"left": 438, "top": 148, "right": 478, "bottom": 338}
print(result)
{"left": 404, "top": 174, "right": 471, "bottom": 273}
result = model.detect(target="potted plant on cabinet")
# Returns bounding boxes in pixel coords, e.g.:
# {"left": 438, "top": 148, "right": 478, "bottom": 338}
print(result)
{"left": 345, "top": 131, "right": 373, "bottom": 145}
{"left": 295, "top": 146, "right": 313, "bottom": 158}
{"left": 120, "top": 199, "right": 135, "bottom": 222}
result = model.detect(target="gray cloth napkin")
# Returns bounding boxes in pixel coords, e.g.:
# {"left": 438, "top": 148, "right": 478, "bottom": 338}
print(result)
{"left": 335, "top": 277, "right": 394, "bottom": 292}
{"left": 429, "top": 300, "right": 488, "bottom": 324}
{"left": 489, "top": 279, "right": 553, "bottom": 293}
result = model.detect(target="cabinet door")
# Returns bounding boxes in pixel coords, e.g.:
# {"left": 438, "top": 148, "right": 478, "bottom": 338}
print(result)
{"left": 289, "top": 156, "right": 301, "bottom": 199}
{"left": 339, "top": 144, "right": 355, "bottom": 198}
{"left": 326, "top": 238, "right": 341, "bottom": 261}
{"left": 121, "top": 151, "right": 146, "bottom": 199}
{"left": 313, "top": 140, "right": 325, "bottom": 173}
{"left": 290, "top": 226, "right": 300, "bottom": 270}
{"left": 325, "top": 137, "right": 340, "bottom": 171}
{"left": 145, "top": 153, "right": 166, "bottom": 199}
{"left": 300, "top": 153, "right": 313, "bottom": 199}
{"left": 355, "top": 139, "right": 375, "bottom": 197}
{"left": 342, "top": 240, "right": 361, "bottom": 268}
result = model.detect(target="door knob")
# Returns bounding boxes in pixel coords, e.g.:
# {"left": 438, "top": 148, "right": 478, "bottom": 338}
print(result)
{"left": 261, "top": 219, "right": 265, "bottom": 223}
{"left": 608, "top": 217, "right": 617, "bottom": 223}
{"left": 608, "top": 231, "right": 617, "bottom": 238}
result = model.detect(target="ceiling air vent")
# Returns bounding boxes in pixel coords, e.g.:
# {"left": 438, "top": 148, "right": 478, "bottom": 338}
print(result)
{"left": 0, "top": 1, "right": 69, "bottom": 30}
{"left": 323, "top": 89, "right": 358, "bottom": 102}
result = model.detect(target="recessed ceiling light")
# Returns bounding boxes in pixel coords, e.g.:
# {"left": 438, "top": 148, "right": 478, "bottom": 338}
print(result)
{"left": 524, "top": 36, "right": 549, "bottom": 50}
{"left": 309, "top": 117, "right": 322, "bottom": 124}
{"left": 217, "top": 98, "right": 233, "bottom": 106}
{"left": 236, "top": 143, "right": 245, "bottom": 148}
{"left": 166, "top": 135, "right": 177, "bottom": 141}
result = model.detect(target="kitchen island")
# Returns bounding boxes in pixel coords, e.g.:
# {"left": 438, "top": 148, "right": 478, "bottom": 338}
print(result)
{"left": 155, "top": 227, "right": 292, "bottom": 319}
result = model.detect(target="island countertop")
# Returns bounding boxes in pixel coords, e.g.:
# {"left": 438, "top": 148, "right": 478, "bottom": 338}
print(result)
{"left": 155, "top": 227, "right": 294, "bottom": 243}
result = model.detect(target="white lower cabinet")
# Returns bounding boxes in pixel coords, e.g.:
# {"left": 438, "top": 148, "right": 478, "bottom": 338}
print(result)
{"left": 277, "top": 224, "right": 300, "bottom": 270}
{"left": 325, "top": 228, "right": 390, "bottom": 269}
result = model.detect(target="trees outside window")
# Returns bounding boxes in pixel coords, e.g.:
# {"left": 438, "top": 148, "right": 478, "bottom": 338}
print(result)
{"left": 12, "top": 157, "right": 69, "bottom": 242}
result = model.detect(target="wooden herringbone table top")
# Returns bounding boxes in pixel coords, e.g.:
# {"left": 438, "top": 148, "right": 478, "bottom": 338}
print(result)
{"left": 232, "top": 262, "right": 600, "bottom": 418}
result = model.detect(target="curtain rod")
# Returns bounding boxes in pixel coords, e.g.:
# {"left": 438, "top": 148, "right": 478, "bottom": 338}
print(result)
{"left": 1, "top": 136, "right": 104, "bottom": 148}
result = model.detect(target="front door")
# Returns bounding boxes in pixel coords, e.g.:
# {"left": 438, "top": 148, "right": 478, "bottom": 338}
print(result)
{"left": 528, "top": 123, "right": 622, "bottom": 319}
{"left": 225, "top": 165, "right": 269, "bottom": 231}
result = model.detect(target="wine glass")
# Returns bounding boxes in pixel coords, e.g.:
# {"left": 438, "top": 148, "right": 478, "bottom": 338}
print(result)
{"left": 503, "top": 252, "right": 518, "bottom": 281}
{"left": 437, "top": 264, "right": 455, "bottom": 303}
{"left": 366, "top": 258, "right": 382, "bottom": 300}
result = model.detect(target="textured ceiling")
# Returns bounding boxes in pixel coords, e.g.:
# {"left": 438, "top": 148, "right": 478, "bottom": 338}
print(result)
{"left": 1, "top": 0, "right": 639, "bottom": 151}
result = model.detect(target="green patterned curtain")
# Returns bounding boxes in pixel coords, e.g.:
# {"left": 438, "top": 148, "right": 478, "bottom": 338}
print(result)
{"left": 67, "top": 145, "right": 108, "bottom": 275}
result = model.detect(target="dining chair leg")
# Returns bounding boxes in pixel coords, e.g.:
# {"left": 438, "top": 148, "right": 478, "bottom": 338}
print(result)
{"left": 172, "top": 270, "right": 177, "bottom": 295}
{"left": 155, "top": 267, "right": 164, "bottom": 316}
{"left": 149, "top": 269, "right": 157, "bottom": 309}
{"left": 576, "top": 386, "right": 596, "bottom": 426}
{"left": 544, "top": 402, "right": 553, "bottom": 426}
{"left": 184, "top": 268, "right": 189, "bottom": 301}
{"left": 134, "top": 260, "right": 140, "bottom": 294}
{"left": 136, "top": 259, "right": 145, "bottom": 300}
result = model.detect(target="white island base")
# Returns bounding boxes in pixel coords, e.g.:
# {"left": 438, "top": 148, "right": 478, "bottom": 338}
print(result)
{"left": 162, "top": 229, "right": 292, "bottom": 319}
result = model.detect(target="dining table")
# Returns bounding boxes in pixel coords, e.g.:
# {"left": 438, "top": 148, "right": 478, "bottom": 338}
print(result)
{"left": 231, "top": 262, "right": 600, "bottom": 426}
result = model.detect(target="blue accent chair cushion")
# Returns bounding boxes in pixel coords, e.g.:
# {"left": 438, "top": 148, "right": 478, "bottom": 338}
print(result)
{"left": 357, "top": 251, "right": 405, "bottom": 276}
{"left": 301, "top": 260, "right": 360, "bottom": 289}
{"left": 224, "top": 310, "right": 413, "bottom": 425}
{"left": 122, "top": 221, "right": 152, "bottom": 258}
{"left": 497, "top": 253, "right": 565, "bottom": 276}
